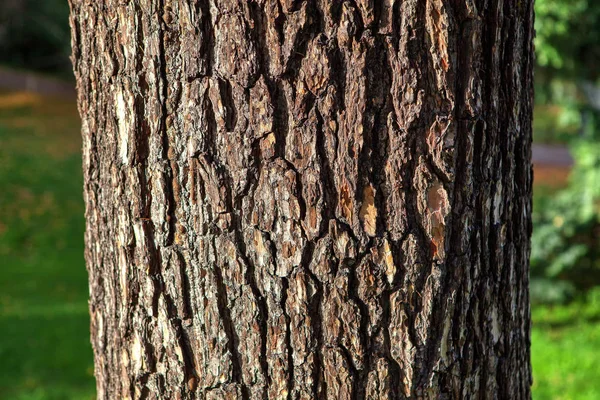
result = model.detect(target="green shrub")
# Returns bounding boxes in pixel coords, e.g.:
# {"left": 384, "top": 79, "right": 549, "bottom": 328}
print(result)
{"left": 531, "top": 138, "right": 600, "bottom": 303}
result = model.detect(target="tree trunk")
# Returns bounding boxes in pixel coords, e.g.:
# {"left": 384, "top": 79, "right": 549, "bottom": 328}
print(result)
{"left": 69, "top": 0, "right": 534, "bottom": 398}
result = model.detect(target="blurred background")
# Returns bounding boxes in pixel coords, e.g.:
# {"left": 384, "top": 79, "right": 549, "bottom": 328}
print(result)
{"left": 0, "top": 1, "right": 598, "bottom": 399}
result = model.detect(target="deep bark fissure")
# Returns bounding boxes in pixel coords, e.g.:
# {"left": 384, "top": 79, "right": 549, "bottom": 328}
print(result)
{"left": 232, "top": 223, "right": 270, "bottom": 399}
{"left": 213, "top": 259, "right": 245, "bottom": 387}
{"left": 301, "top": 242, "right": 325, "bottom": 398}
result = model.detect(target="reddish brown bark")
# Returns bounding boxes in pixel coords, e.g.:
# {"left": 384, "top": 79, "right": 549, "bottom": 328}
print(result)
{"left": 70, "top": 0, "right": 534, "bottom": 398}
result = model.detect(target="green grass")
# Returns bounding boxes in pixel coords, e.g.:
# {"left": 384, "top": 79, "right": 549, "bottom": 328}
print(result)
{"left": 0, "top": 92, "right": 95, "bottom": 400}
{"left": 532, "top": 292, "right": 600, "bottom": 399}
{"left": 0, "top": 91, "right": 597, "bottom": 399}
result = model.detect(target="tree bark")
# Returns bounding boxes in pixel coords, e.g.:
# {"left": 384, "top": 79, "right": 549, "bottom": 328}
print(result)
{"left": 69, "top": 0, "right": 534, "bottom": 398}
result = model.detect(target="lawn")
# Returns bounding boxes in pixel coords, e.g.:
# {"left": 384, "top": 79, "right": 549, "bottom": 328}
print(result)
{"left": 532, "top": 293, "right": 600, "bottom": 400}
{"left": 0, "top": 92, "right": 94, "bottom": 400}
{"left": 0, "top": 91, "right": 597, "bottom": 399}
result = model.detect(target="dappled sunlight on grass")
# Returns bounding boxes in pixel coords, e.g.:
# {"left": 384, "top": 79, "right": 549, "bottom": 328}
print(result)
{"left": 0, "top": 91, "right": 43, "bottom": 108}
{"left": 0, "top": 90, "right": 80, "bottom": 160}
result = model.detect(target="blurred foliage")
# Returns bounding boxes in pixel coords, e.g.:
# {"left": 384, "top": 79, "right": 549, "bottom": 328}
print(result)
{"left": 533, "top": 104, "right": 581, "bottom": 144}
{"left": 535, "top": 0, "right": 599, "bottom": 73}
{"left": 535, "top": 0, "right": 600, "bottom": 103}
{"left": 531, "top": 139, "right": 600, "bottom": 303}
{"left": 530, "top": 0, "right": 600, "bottom": 304}
{"left": 0, "top": 0, "right": 71, "bottom": 76}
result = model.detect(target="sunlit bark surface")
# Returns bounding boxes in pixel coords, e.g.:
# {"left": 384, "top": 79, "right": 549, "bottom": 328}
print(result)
{"left": 70, "top": 0, "right": 534, "bottom": 398}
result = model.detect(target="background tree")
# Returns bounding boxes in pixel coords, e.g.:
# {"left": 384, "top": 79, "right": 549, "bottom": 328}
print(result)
{"left": 69, "top": 0, "right": 534, "bottom": 398}
{"left": 0, "top": 0, "right": 71, "bottom": 75}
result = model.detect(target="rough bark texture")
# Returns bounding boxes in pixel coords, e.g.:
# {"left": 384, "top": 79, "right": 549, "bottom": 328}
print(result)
{"left": 70, "top": 0, "right": 534, "bottom": 398}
